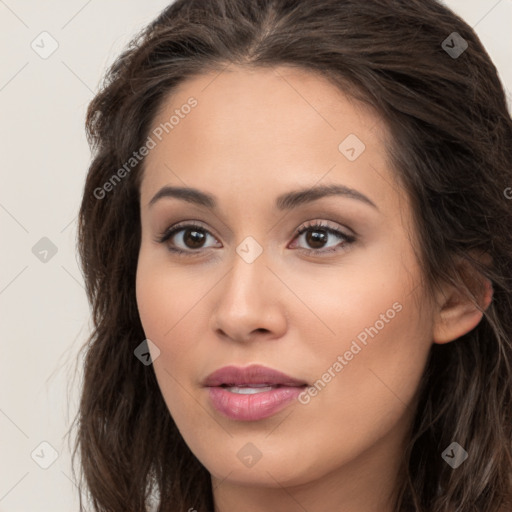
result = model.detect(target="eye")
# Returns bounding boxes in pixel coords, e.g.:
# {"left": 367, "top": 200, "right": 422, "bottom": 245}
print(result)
{"left": 154, "top": 220, "right": 356, "bottom": 257}
{"left": 155, "top": 221, "right": 221, "bottom": 256}
{"left": 290, "top": 220, "right": 356, "bottom": 255}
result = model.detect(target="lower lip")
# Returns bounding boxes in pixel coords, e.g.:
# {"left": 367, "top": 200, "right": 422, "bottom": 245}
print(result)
{"left": 207, "top": 386, "right": 305, "bottom": 421}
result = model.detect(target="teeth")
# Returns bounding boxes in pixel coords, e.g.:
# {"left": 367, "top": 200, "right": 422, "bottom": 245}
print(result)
{"left": 224, "top": 385, "right": 277, "bottom": 394}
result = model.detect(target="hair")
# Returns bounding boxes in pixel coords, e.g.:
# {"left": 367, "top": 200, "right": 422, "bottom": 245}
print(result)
{"left": 70, "top": 0, "right": 512, "bottom": 510}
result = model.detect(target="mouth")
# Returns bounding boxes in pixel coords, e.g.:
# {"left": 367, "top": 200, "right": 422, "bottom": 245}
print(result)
{"left": 203, "top": 364, "right": 308, "bottom": 421}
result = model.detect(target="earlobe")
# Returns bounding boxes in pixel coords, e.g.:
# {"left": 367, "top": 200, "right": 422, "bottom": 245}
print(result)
{"left": 432, "top": 263, "right": 493, "bottom": 345}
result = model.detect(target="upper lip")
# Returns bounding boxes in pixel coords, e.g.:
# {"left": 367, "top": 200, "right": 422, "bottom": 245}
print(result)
{"left": 202, "top": 364, "right": 308, "bottom": 387}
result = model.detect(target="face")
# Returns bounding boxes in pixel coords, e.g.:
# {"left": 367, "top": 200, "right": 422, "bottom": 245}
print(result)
{"left": 136, "top": 65, "right": 435, "bottom": 497}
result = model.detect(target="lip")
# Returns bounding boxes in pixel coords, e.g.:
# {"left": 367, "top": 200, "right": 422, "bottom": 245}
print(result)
{"left": 203, "top": 364, "right": 308, "bottom": 421}
{"left": 202, "top": 364, "right": 307, "bottom": 387}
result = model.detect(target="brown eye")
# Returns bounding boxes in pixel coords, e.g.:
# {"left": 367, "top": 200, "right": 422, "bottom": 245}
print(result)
{"left": 181, "top": 227, "right": 207, "bottom": 249}
{"left": 304, "top": 229, "right": 329, "bottom": 249}
{"left": 292, "top": 221, "right": 356, "bottom": 255}
{"left": 157, "top": 222, "right": 221, "bottom": 255}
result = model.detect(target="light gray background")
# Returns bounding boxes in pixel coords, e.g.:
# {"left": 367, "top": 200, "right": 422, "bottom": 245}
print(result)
{"left": 0, "top": 1, "right": 511, "bottom": 510}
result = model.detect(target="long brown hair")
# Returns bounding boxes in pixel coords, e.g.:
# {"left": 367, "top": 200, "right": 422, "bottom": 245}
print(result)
{"left": 71, "top": 0, "right": 512, "bottom": 510}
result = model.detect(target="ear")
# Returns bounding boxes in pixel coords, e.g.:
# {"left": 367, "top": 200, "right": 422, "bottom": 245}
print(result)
{"left": 432, "top": 251, "right": 493, "bottom": 344}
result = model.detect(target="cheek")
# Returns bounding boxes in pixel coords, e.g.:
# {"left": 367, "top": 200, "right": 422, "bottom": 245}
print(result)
{"left": 135, "top": 253, "right": 215, "bottom": 395}
{"left": 298, "top": 280, "right": 432, "bottom": 457}
{"left": 135, "top": 258, "right": 202, "bottom": 423}
{"left": 289, "top": 251, "right": 432, "bottom": 458}
{"left": 135, "top": 251, "right": 204, "bottom": 341}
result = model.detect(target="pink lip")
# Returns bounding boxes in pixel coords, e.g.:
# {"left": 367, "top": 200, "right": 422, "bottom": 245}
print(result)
{"left": 202, "top": 364, "right": 307, "bottom": 387}
{"left": 203, "top": 364, "right": 307, "bottom": 421}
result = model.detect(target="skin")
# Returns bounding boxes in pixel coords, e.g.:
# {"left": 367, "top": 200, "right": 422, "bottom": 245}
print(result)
{"left": 135, "top": 65, "right": 491, "bottom": 512}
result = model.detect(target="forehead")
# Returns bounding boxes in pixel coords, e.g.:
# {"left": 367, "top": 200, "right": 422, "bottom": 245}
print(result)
{"left": 139, "top": 65, "right": 404, "bottom": 216}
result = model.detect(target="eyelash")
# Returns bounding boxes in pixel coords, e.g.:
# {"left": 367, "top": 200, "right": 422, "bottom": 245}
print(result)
{"left": 154, "top": 220, "right": 356, "bottom": 257}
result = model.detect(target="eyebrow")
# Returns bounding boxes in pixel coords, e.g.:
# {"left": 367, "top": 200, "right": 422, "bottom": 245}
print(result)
{"left": 148, "top": 183, "right": 378, "bottom": 211}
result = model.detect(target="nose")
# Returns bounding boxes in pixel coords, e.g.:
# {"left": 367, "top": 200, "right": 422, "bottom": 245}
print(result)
{"left": 210, "top": 246, "right": 287, "bottom": 344}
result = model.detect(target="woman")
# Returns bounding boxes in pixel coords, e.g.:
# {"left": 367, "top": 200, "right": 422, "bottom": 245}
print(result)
{"left": 72, "top": 0, "right": 512, "bottom": 510}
